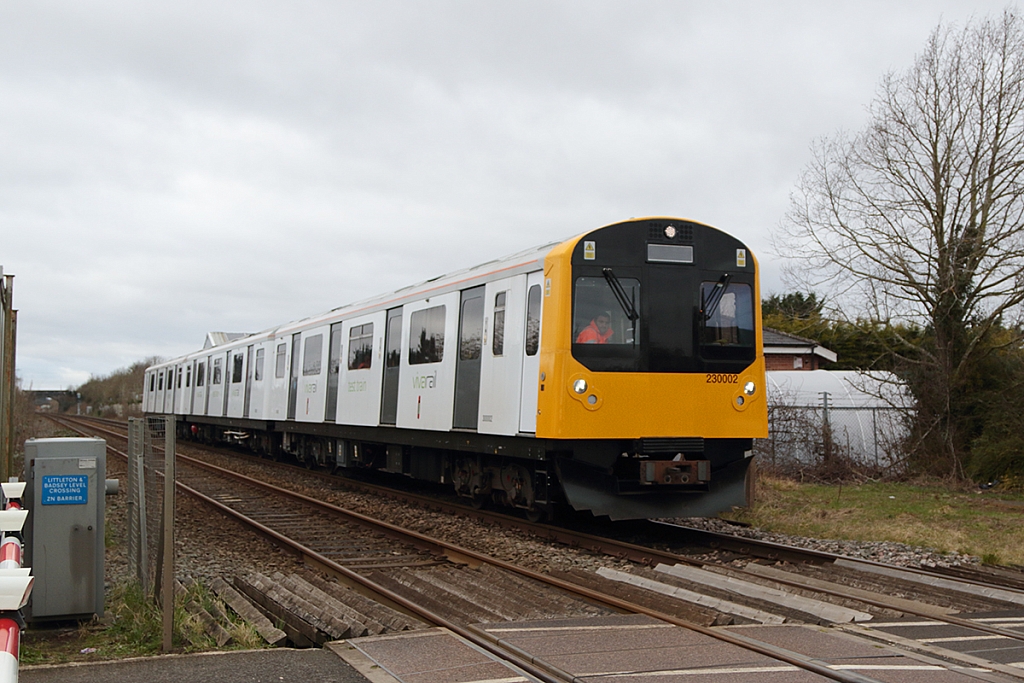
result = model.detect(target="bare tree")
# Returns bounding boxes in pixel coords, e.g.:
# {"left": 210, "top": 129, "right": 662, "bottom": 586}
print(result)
{"left": 777, "top": 9, "right": 1024, "bottom": 476}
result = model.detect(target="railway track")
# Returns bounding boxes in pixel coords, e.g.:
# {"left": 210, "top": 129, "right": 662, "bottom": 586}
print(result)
{"left": 44, "top": 414, "right": 1024, "bottom": 682}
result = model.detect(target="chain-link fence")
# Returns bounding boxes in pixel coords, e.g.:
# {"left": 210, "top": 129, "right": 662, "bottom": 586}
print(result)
{"left": 127, "top": 415, "right": 176, "bottom": 650}
{"left": 754, "top": 395, "right": 913, "bottom": 479}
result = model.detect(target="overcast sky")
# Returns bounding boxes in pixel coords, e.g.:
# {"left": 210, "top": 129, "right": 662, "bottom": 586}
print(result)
{"left": 2, "top": 1, "right": 1013, "bottom": 390}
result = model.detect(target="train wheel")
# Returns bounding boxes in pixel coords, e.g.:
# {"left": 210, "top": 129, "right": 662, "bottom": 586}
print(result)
{"left": 525, "top": 507, "right": 546, "bottom": 523}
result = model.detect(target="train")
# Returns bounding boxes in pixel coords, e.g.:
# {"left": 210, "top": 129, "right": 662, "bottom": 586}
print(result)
{"left": 143, "top": 217, "right": 768, "bottom": 521}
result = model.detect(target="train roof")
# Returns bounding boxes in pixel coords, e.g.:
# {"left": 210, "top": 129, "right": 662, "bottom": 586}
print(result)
{"left": 146, "top": 216, "right": 746, "bottom": 371}
{"left": 149, "top": 237, "right": 564, "bottom": 370}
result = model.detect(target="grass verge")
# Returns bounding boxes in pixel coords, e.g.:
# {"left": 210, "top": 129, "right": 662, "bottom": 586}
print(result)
{"left": 21, "top": 580, "right": 266, "bottom": 666}
{"left": 724, "top": 473, "right": 1024, "bottom": 566}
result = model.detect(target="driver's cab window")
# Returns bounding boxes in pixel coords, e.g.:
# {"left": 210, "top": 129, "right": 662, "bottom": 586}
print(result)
{"left": 572, "top": 276, "right": 640, "bottom": 345}
{"left": 700, "top": 281, "right": 754, "bottom": 348}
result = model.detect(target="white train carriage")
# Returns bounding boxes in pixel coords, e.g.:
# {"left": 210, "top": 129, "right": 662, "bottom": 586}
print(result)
{"left": 146, "top": 240, "right": 553, "bottom": 463}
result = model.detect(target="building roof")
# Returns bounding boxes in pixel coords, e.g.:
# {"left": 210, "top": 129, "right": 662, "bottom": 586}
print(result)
{"left": 203, "top": 332, "right": 251, "bottom": 349}
{"left": 763, "top": 327, "right": 837, "bottom": 363}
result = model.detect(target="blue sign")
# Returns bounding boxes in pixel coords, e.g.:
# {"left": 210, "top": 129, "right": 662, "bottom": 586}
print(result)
{"left": 41, "top": 475, "right": 89, "bottom": 505}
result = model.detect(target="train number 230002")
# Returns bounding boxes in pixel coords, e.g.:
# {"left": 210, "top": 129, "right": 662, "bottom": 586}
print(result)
{"left": 705, "top": 373, "right": 739, "bottom": 384}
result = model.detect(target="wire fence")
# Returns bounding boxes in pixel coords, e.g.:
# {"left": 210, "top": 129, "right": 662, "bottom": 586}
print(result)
{"left": 127, "top": 414, "right": 176, "bottom": 650}
{"left": 755, "top": 395, "right": 913, "bottom": 480}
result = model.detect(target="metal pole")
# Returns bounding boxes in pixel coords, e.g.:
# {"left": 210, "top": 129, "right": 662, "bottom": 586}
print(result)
{"left": 0, "top": 269, "right": 5, "bottom": 483}
{"left": 162, "top": 415, "right": 175, "bottom": 651}
{"left": 5, "top": 307, "right": 15, "bottom": 483}
{"left": 872, "top": 408, "right": 879, "bottom": 468}
{"left": 0, "top": 275, "right": 13, "bottom": 484}
{"left": 819, "top": 391, "right": 831, "bottom": 464}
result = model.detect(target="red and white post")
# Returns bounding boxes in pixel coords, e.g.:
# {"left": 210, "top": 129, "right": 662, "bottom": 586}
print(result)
{"left": 0, "top": 481, "right": 32, "bottom": 683}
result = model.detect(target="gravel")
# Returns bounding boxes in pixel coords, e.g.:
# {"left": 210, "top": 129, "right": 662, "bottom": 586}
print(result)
{"left": 670, "top": 516, "right": 980, "bottom": 568}
{"left": 86, "top": 421, "right": 981, "bottom": 593}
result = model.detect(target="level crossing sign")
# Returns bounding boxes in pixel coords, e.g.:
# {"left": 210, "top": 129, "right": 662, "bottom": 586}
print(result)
{"left": 41, "top": 475, "right": 89, "bottom": 505}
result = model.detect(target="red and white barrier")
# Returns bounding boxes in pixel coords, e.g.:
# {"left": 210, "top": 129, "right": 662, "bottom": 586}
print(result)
{"left": 0, "top": 481, "right": 31, "bottom": 683}
{"left": 0, "top": 619, "right": 17, "bottom": 681}
{"left": 0, "top": 540, "right": 20, "bottom": 572}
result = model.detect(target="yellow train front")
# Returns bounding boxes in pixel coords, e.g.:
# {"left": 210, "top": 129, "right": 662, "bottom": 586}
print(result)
{"left": 535, "top": 217, "right": 767, "bottom": 519}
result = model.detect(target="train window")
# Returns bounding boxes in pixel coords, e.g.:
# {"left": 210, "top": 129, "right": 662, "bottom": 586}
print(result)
{"left": 197, "top": 362, "right": 205, "bottom": 387}
{"left": 492, "top": 291, "right": 506, "bottom": 356}
{"left": 275, "top": 343, "right": 287, "bottom": 378}
{"left": 525, "top": 285, "right": 541, "bottom": 356}
{"left": 303, "top": 334, "right": 324, "bottom": 375}
{"left": 185, "top": 366, "right": 191, "bottom": 388}
{"left": 700, "top": 281, "right": 755, "bottom": 351}
{"left": 409, "top": 305, "right": 445, "bottom": 364}
{"left": 255, "top": 348, "right": 265, "bottom": 381}
{"left": 232, "top": 354, "right": 244, "bottom": 383}
{"left": 158, "top": 372, "right": 164, "bottom": 391}
{"left": 177, "top": 368, "right": 182, "bottom": 388}
{"left": 150, "top": 374, "right": 155, "bottom": 391}
{"left": 572, "top": 277, "right": 639, "bottom": 346}
{"left": 212, "top": 358, "right": 223, "bottom": 385}
{"left": 459, "top": 295, "right": 484, "bottom": 361}
{"left": 348, "top": 323, "right": 374, "bottom": 370}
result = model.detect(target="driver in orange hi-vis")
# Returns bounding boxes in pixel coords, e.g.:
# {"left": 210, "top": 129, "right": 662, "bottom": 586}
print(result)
{"left": 576, "top": 312, "right": 613, "bottom": 344}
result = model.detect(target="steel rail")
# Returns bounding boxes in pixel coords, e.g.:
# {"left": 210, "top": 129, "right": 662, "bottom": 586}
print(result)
{"left": 50, "top": 417, "right": 569, "bottom": 683}
{"left": 55, "top": 415, "right": 889, "bottom": 683}
{"left": 51, "top": 415, "right": 1024, "bottom": 650}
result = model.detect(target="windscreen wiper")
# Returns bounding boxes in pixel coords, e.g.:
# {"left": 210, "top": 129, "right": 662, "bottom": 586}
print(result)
{"left": 702, "top": 273, "right": 732, "bottom": 321}
{"left": 602, "top": 268, "right": 639, "bottom": 323}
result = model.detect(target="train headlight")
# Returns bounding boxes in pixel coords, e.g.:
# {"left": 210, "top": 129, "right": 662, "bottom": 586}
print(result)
{"left": 573, "top": 379, "right": 588, "bottom": 394}
{"left": 743, "top": 381, "right": 756, "bottom": 396}
{"left": 664, "top": 225, "right": 677, "bottom": 239}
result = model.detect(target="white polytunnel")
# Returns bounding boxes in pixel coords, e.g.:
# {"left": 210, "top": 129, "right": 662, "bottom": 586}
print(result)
{"left": 766, "top": 370, "right": 913, "bottom": 408}
{"left": 760, "top": 370, "right": 914, "bottom": 471}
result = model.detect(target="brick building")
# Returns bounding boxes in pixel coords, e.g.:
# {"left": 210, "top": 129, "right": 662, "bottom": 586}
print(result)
{"left": 763, "top": 327, "right": 836, "bottom": 371}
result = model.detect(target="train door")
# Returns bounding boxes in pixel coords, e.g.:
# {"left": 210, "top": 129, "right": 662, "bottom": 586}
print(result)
{"left": 185, "top": 361, "right": 194, "bottom": 415}
{"left": 453, "top": 286, "right": 485, "bottom": 430}
{"left": 175, "top": 363, "right": 185, "bottom": 414}
{"left": 287, "top": 332, "right": 300, "bottom": 420}
{"left": 156, "top": 369, "right": 166, "bottom": 413}
{"left": 248, "top": 343, "right": 268, "bottom": 418}
{"left": 380, "top": 307, "right": 402, "bottom": 425}
{"left": 175, "top": 365, "right": 183, "bottom": 412}
{"left": 204, "top": 356, "right": 217, "bottom": 413}
{"left": 477, "top": 275, "right": 526, "bottom": 436}
{"left": 269, "top": 339, "right": 289, "bottom": 418}
{"left": 243, "top": 344, "right": 254, "bottom": 418}
{"left": 194, "top": 359, "right": 206, "bottom": 416}
{"left": 222, "top": 350, "right": 231, "bottom": 416}
{"left": 518, "top": 272, "right": 544, "bottom": 433}
{"left": 166, "top": 368, "right": 176, "bottom": 414}
{"left": 325, "top": 322, "right": 343, "bottom": 422}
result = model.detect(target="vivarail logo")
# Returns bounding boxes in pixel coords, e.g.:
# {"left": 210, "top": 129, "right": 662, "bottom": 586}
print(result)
{"left": 412, "top": 372, "right": 437, "bottom": 389}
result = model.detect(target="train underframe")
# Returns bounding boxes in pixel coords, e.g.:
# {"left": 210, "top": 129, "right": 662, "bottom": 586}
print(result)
{"left": 175, "top": 415, "right": 754, "bottom": 521}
